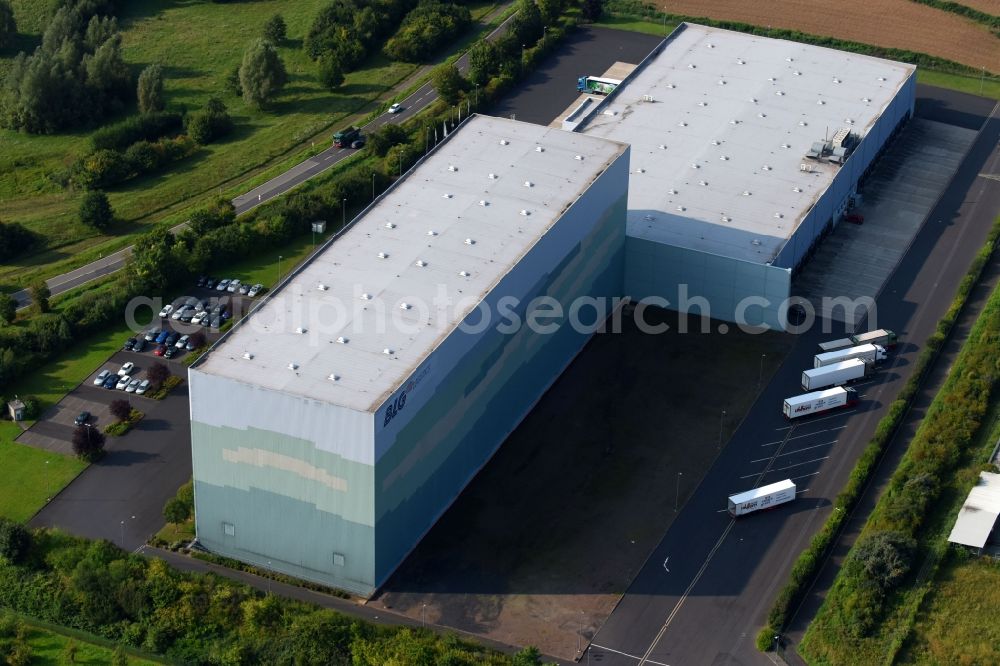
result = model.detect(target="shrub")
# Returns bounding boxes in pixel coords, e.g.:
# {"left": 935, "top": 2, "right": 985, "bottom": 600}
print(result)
{"left": 367, "top": 123, "right": 409, "bottom": 157}
{"left": 90, "top": 111, "right": 183, "bottom": 152}
{"left": 162, "top": 497, "right": 189, "bottom": 525}
{"left": 0, "top": 518, "right": 31, "bottom": 563}
{"left": 145, "top": 362, "right": 170, "bottom": 389}
{"left": 186, "top": 97, "right": 233, "bottom": 145}
{"left": 851, "top": 530, "right": 916, "bottom": 593}
{"left": 318, "top": 54, "right": 345, "bottom": 89}
{"left": 136, "top": 63, "right": 164, "bottom": 114}
{"left": 384, "top": 2, "right": 472, "bottom": 63}
{"left": 79, "top": 190, "right": 114, "bottom": 230}
{"left": 71, "top": 424, "right": 106, "bottom": 461}
{"left": 263, "top": 13, "right": 286, "bottom": 43}
{"left": 28, "top": 282, "right": 49, "bottom": 314}
{"left": 0, "top": 294, "right": 15, "bottom": 325}
{"left": 108, "top": 399, "right": 131, "bottom": 422}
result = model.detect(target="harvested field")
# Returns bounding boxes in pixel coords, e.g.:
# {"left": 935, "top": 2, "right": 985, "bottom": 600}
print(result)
{"left": 657, "top": 0, "right": 999, "bottom": 71}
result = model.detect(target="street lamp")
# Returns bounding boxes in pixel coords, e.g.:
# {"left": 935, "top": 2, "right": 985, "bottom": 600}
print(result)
{"left": 675, "top": 472, "right": 683, "bottom": 511}
{"left": 421, "top": 603, "right": 427, "bottom": 626}
{"left": 719, "top": 409, "right": 727, "bottom": 448}
{"left": 277, "top": 255, "right": 282, "bottom": 284}
{"left": 342, "top": 198, "right": 347, "bottom": 228}
{"left": 267, "top": 561, "right": 272, "bottom": 594}
{"left": 120, "top": 520, "right": 125, "bottom": 548}
{"left": 372, "top": 172, "right": 376, "bottom": 201}
{"left": 474, "top": 83, "right": 479, "bottom": 107}
{"left": 758, "top": 353, "right": 766, "bottom": 388}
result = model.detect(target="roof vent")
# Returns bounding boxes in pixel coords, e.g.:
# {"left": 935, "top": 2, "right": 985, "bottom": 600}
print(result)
{"left": 742, "top": 190, "right": 751, "bottom": 196}
{"left": 794, "top": 71, "right": 801, "bottom": 76}
{"left": 762, "top": 165, "right": 773, "bottom": 171}
{"left": 427, "top": 230, "right": 438, "bottom": 236}
{"left": 336, "top": 336, "right": 348, "bottom": 344}
{"left": 832, "top": 77, "right": 841, "bottom": 84}
{"left": 793, "top": 186, "right": 802, "bottom": 193}
{"left": 535, "top": 146, "right": 544, "bottom": 152}
{"left": 688, "top": 63, "right": 696, "bottom": 69}
{"left": 774, "top": 212, "right": 784, "bottom": 219}
{"left": 711, "top": 139, "right": 720, "bottom": 145}
{"left": 295, "top": 327, "right": 306, "bottom": 334}
{"left": 519, "top": 209, "right": 530, "bottom": 216}
{"left": 442, "top": 193, "right": 453, "bottom": 198}
{"left": 781, "top": 143, "right": 790, "bottom": 149}
{"left": 288, "top": 362, "right": 298, "bottom": 370}
{"left": 877, "top": 76, "right": 886, "bottom": 82}
{"left": 524, "top": 180, "right": 533, "bottom": 187}
{"left": 862, "top": 97, "right": 870, "bottom": 103}
{"left": 786, "top": 57, "right": 794, "bottom": 62}
{"left": 644, "top": 214, "right": 655, "bottom": 221}
{"left": 383, "top": 348, "right": 393, "bottom": 355}
{"left": 328, "top": 374, "right": 340, "bottom": 381}
{"left": 721, "top": 215, "right": 731, "bottom": 223}
{"left": 464, "top": 238, "right": 475, "bottom": 245}
{"left": 730, "top": 119, "right": 740, "bottom": 125}
{"left": 817, "top": 99, "right": 826, "bottom": 105}
{"left": 719, "top": 155, "right": 729, "bottom": 161}
{"left": 698, "top": 101, "right": 708, "bottom": 107}
{"left": 775, "top": 91, "right": 785, "bottom": 96}
{"left": 399, "top": 302, "right": 411, "bottom": 310}
{"left": 488, "top": 173, "right": 498, "bottom": 180}
{"left": 677, "top": 205, "right": 686, "bottom": 212}
{"left": 458, "top": 270, "right": 470, "bottom": 277}
{"left": 318, "top": 283, "right": 329, "bottom": 291}
{"left": 385, "top": 222, "right": 396, "bottom": 229}
{"left": 736, "top": 59, "right": 745, "bottom": 65}
{"left": 768, "top": 77, "right": 776, "bottom": 82}
{"left": 678, "top": 121, "right": 688, "bottom": 127}
{"left": 635, "top": 167, "right": 645, "bottom": 173}
{"left": 574, "top": 155, "right": 584, "bottom": 160}
{"left": 717, "top": 79, "right": 726, "bottom": 86}
{"left": 751, "top": 239, "right": 762, "bottom": 246}
{"left": 758, "top": 112, "right": 767, "bottom": 118}
{"left": 845, "top": 118, "right": 855, "bottom": 125}
{"left": 377, "top": 251, "right": 388, "bottom": 259}
{"left": 666, "top": 83, "right": 676, "bottom": 89}
{"left": 243, "top": 352, "right": 254, "bottom": 360}
{"left": 799, "top": 121, "right": 808, "bottom": 126}
{"left": 415, "top": 259, "right": 427, "bottom": 267}
{"left": 658, "top": 144, "right": 666, "bottom": 150}
{"left": 447, "top": 164, "right": 457, "bottom": 171}
{"left": 668, "top": 189, "right": 677, "bottom": 195}
{"left": 691, "top": 163, "right": 700, "bottom": 169}
{"left": 499, "top": 139, "right": 509, "bottom": 145}
{"left": 361, "top": 293, "right": 372, "bottom": 300}
{"left": 749, "top": 97, "right": 757, "bottom": 103}
{"left": 699, "top": 180, "right": 708, "bottom": 186}
{"left": 478, "top": 200, "right": 488, "bottom": 206}
{"left": 706, "top": 42, "right": 714, "bottom": 48}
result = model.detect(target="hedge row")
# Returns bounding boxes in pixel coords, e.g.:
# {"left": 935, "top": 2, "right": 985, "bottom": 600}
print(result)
{"left": 756, "top": 216, "right": 1000, "bottom": 652}
{"left": 605, "top": 0, "right": 994, "bottom": 77}
{"left": 908, "top": 0, "right": 1000, "bottom": 34}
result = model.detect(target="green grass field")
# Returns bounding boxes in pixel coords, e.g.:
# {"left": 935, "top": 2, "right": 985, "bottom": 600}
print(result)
{"left": 0, "top": 0, "right": 417, "bottom": 291}
{"left": 0, "top": 421, "right": 86, "bottom": 522}
{"left": 2, "top": 614, "right": 163, "bottom": 665}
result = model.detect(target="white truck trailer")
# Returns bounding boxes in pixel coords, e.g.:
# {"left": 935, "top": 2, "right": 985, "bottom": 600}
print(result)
{"left": 801, "top": 358, "right": 872, "bottom": 391}
{"left": 728, "top": 479, "right": 797, "bottom": 517}
{"left": 814, "top": 344, "right": 887, "bottom": 368}
{"left": 818, "top": 329, "right": 898, "bottom": 352}
{"left": 783, "top": 387, "right": 859, "bottom": 419}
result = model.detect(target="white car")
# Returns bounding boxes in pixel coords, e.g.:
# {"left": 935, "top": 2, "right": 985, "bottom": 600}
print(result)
{"left": 116, "top": 374, "right": 132, "bottom": 390}
{"left": 125, "top": 378, "right": 141, "bottom": 393}
{"left": 216, "top": 279, "right": 231, "bottom": 292}
{"left": 248, "top": 283, "right": 264, "bottom": 297}
{"left": 94, "top": 369, "right": 111, "bottom": 386}
{"left": 227, "top": 279, "right": 241, "bottom": 293}
{"left": 171, "top": 305, "right": 191, "bottom": 320}
{"left": 136, "top": 379, "right": 150, "bottom": 395}
{"left": 158, "top": 304, "right": 174, "bottom": 318}
{"left": 175, "top": 334, "right": 190, "bottom": 349}
{"left": 191, "top": 310, "right": 208, "bottom": 325}
{"left": 118, "top": 361, "right": 134, "bottom": 376}
{"left": 388, "top": 103, "right": 402, "bottom": 114}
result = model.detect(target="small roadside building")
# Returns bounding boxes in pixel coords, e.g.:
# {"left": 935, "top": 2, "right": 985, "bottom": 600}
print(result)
{"left": 947, "top": 471, "right": 1000, "bottom": 554}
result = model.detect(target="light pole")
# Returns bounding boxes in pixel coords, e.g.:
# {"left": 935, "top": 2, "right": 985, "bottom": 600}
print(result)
{"left": 675, "top": 471, "right": 683, "bottom": 511}
{"left": 773, "top": 634, "right": 780, "bottom": 655}
{"left": 267, "top": 561, "right": 272, "bottom": 594}
{"left": 421, "top": 603, "right": 427, "bottom": 626}
{"left": 474, "top": 83, "right": 479, "bottom": 107}
{"left": 372, "top": 172, "right": 376, "bottom": 201}
{"left": 342, "top": 198, "right": 346, "bottom": 228}
{"left": 398, "top": 151, "right": 402, "bottom": 178}
{"left": 277, "top": 255, "right": 282, "bottom": 284}
{"left": 719, "top": 409, "right": 727, "bottom": 448}
{"left": 758, "top": 353, "right": 766, "bottom": 388}
{"left": 120, "top": 520, "right": 124, "bottom": 548}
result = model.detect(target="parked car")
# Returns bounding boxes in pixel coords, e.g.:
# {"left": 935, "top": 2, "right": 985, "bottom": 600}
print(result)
{"left": 123, "top": 337, "right": 136, "bottom": 351}
{"left": 387, "top": 103, "right": 402, "bottom": 114}
{"left": 220, "top": 308, "right": 232, "bottom": 320}
{"left": 210, "top": 315, "right": 222, "bottom": 329}
{"left": 153, "top": 344, "right": 167, "bottom": 357}
{"left": 248, "top": 283, "right": 264, "bottom": 297}
{"left": 164, "top": 346, "right": 178, "bottom": 359}
{"left": 351, "top": 137, "right": 366, "bottom": 149}
{"left": 216, "top": 279, "right": 231, "bottom": 292}
{"left": 171, "top": 305, "right": 192, "bottom": 320}
{"left": 227, "top": 279, "right": 241, "bottom": 293}
{"left": 200, "top": 315, "right": 211, "bottom": 328}
{"left": 94, "top": 370, "right": 111, "bottom": 386}
{"left": 179, "top": 309, "right": 196, "bottom": 323}
{"left": 159, "top": 304, "right": 174, "bottom": 318}
{"left": 191, "top": 310, "right": 208, "bottom": 325}
{"left": 119, "top": 361, "right": 134, "bottom": 375}
{"left": 133, "top": 338, "right": 147, "bottom": 353}
{"left": 175, "top": 334, "right": 190, "bottom": 349}
{"left": 205, "top": 277, "right": 216, "bottom": 289}
{"left": 196, "top": 275, "right": 207, "bottom": 287}
{"left": 844, "top": 212, "right": 864, "bottom": 224}
{"left": 136, "top": 379, "right": 150, "bottom": 395}
{"left": 238, "top": 282, "right": 251, "bottom": 295}
{"left": 145, "top": 327, "right": 161, "bottom": 342}
{"left": 74, "top": 411, "right": 90, "bottom": 426}
{"left": 155, "top": 330, "right": 170, "bottom": 344}
{"left": 125, "top": 378, "right": 141, "bottom": 393}
{"left": 116, "top": 374, "right": 131, "bottom": 390}
{"left": 102, "top": 374, "right": 118, "bottom": 389}
{"left": 185, "top": 338, "right": 198, "bottom": 351}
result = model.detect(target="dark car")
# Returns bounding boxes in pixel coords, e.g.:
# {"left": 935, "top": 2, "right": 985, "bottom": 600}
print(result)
{"left": 196, "top": 275, "right": 208, "bottom": 287}
{"left": 153, "top": 344, "right": 167, "bottom": 357}
{"left": 205, "top": 277, "right": 216, "bottom": 289}
{"left": 123, "top": 337, "right": 136, "bottom": 351}
{"left": 102, "top": 374, "right": 118, "bottom": 389}
{"left": 179, "top": 310, "right": 196, "bottom": 323}
{"left": 74, "top": 411, "right": 91, "bottom": 426}
{"left": 165, "top": 332, "right": 180, "bottom": 346}
{"left": 133, "top": 337, "right": 147, "bottom": 353}
{"left": 350, "top": 137, "right": 366, "bottom": 149}
{"left": 220, "top": 307, "right": 232, "bottom": 321}
{"left": 210, "top": 315, "right": 222, "bottom": 329}
{"left": 164, "top": 346, "right": 178, "bottom": 359}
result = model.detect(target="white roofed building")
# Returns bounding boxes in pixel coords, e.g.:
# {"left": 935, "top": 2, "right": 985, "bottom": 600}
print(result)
{"left": 573, "top": 23, "right": 916, "bottom": 330}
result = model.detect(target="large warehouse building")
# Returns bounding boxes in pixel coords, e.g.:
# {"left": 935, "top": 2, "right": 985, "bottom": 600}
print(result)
{"left": 188, "top": 116, "right": 629, "bottom": 596}
{"left": 573, "top": 23, "right": 916, "bottom": 330}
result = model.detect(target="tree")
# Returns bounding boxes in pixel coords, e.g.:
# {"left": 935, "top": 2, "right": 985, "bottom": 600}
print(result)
{"left": 111, "top": 645, "right": 128, "bottom": 666}
{"left": 72, "top": 424, "right": 106, "bottom": 460}
{"left": 263, "top": 13, "right": 286, "bottom": 43}
{"left": 0, "top": 220, "right": 37, "bottom": 261}
{"left": 852, "top": 530, "right": 916, "bottom": 593}
{"left": 318, "top": 55, "right": 344, "bottom": 89}
{"left": 239, "top": 38, "right": 288, "bottom": 108}
{"left": 29, "top": 281, "right": 49, "bottom": 314}
{"left": 367, "top": 123, "right": 408, "bottom": 157}
{"left": 431, "top": 64, "right": 465, "bottom": 105}
{"left": 0, "top": 518, "right": 31, "bottom": 563}
{"left": 511, "top": 0, "right": 544, "bottom": 48}
{"left": 0, "top": 293, "right": 15, "bottom": 325}
{"left": 162, "top": 497, "right": 190, "bottom": 525}
{"left": 467, "top": 40, "right": 499, "bottom": 86}
{"left": 188, "top": 331, "right": 206, "bottom": 349}
{"left": 187, "top": 97, "right": 233, "bottom": 144}
{"left": 109, "top": 399, "right": 131, "bottom": 422}
{"left": 79, "top": 190, "right": 114, "bottom": 230}
{"left": 581, "top": 0, "right": 603, "bottom": 21}
{"left": 146, "top": 362, "right": 170, "bottom": 389}
{"left": 512, "top": 646, "right": 543, "bottom": 665}
{"left": 383, "top": 2, "right": 472, "bottom": 63}
{"left": 0, "top": 0, "right": 15, "bottom": 50}
{"left": 137, "top": 63, "right": 165, "bottom": 114}
{"left": 537, "top": 0, "right": 563, "bottom": 24}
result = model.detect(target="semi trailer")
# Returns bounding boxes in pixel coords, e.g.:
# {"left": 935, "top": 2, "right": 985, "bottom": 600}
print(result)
{"left": 783, "top": 387, "right": 859, "bottom": 419}
{"left": 817, "top": 329, "right": 897, "bottom": 353}
{"left": 728, "top": 479, "right": 797, "bottom": 517}
{"left": 814, "top": 343, "right": 887, "bottom": 368}
{"left": 801, "top": 358, "right": 872, "bottom": 391}
{"left": 577, "top": 75, "right": 622, "bottom": 95}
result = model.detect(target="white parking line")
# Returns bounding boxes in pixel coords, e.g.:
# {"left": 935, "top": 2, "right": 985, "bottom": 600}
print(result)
{"left": 740, "top": 455, "right": 829, "bottom": 479}
{"left": 749, "top": 439, "right": 837, "bottom": 463}
{"left": 590, "top": 643, "right": 670, "bottom": 665}
{"left": 790, "top": 471, "right": 821, "bottom": 481}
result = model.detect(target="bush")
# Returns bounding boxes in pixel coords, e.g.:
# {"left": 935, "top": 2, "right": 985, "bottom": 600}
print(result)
{"left": 162, "top": 497, "right": 189, "bottom": 525}
{"left": 367, "top": 123, "right": 409, "bottom": 157}
{"left": 0, "top": 518, "right": 31, "bottom": 564}
{"left": 851, "top": 530, "right": 916, "bottom": 593}
{"left": 109, "top": 399, "right": 131, "bottom": 422}
{"left": 90, "top": 111, "right": 182, "bottom": 152}
{"left": 0, "top": 0, "right": 15, "bottom": 50}
{"left": 145, "top": 362, "right": 170, "bottom": 389}
{"left": 186, "top": 97, "right": 233, "bottom": 145}
{"left": 384, "top": 1, "right": 472, "bottom": 63}
{"left": 318, "top": 54, "right": 345, "bottom": 89}
{"left": 79, "top": 190, "right": 114, "bottom": 230}
{"left": 28, "top": 282, "right": 49, "bottom": 314}
{"left": 0, "top": 294, "right": 15, "bottom": 325}
{"left": 263, "top": 13, "right": 286, "bottom": 43}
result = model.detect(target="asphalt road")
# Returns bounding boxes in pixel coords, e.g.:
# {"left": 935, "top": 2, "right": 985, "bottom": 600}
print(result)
{"left": 587, "top": 88, "right": 1000, "bottom": 666}
{"left": 12, "top": 6, "right": 518, "bottom": 309}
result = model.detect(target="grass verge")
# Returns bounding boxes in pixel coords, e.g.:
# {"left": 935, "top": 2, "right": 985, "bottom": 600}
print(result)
{"left": 1, "top": 611, "right": 164, "bottom": 665}
{"left": 0, "top": 421, "right": 87, "bottom": 523}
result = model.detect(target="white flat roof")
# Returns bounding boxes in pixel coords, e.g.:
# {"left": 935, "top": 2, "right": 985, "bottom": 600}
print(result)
{"left": 196, "top": 115, "right": 626, "bottom": 412}
{"left": 948, "top": 472, "right": 1000, "bottom": 549}
{"left": 578, "top": 23, "right": 914, "bottom": 264}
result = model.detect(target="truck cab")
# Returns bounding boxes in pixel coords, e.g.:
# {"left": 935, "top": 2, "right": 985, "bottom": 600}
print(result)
{"left": 333, "top": 127, "right": 360, "bottom": 148}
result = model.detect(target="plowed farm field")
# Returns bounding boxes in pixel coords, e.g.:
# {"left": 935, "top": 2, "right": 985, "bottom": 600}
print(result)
{"left": 658, "top": 0, "right": 999, "bottom": 71}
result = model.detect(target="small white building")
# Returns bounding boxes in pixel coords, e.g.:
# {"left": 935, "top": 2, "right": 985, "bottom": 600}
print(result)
{"left": 948, "top": 472, "right": 1000, "bottom": 554}
{"left": 574, "top": 23, "right": 916, "bottom": 330}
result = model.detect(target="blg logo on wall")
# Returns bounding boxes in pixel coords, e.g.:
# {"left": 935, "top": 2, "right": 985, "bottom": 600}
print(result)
{"left": 383, "top": 365, "right": 431, "bottom": 428}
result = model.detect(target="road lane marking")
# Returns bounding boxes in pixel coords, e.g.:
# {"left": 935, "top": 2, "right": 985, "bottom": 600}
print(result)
{"left": 789, "top": 471, "right": 821, "bottom": 481}
{"left": 742, "top": 455, "right": 830, "bottom": 479}
{"left": 749, "top": 440, "right": 837, "bottom": 463}
{"left": 590, "top": 643, "right": 670, "bottom": 665}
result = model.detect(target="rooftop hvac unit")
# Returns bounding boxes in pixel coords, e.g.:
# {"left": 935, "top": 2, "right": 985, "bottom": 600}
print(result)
{"left": 800, "top": 163, "right": 814, "bottom": 172}
{"left": 831, "top": 128, "right": 852, "bottom": 148}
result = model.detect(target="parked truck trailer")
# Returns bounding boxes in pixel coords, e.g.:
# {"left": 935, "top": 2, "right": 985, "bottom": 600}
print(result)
{"left": 817, "top": 329, "right": 897, "bottom": 353}
{"left": 814, "top": 344, "right": 887, "bottom": 368}
{"left": 783, "top": 387, "right": 859, "bottom": 419}
{"left": 728, "top": 479, "right": 797, "bottom": 517}
{"left": 801, "top": 358, "right": 872, "bottom": 391}
{"left": 577, "top": 75, "right": 622, "bottom": 95}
